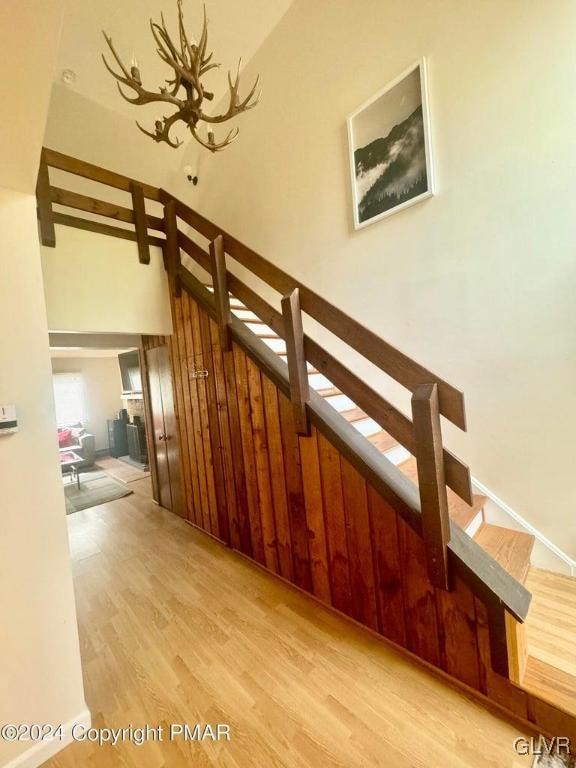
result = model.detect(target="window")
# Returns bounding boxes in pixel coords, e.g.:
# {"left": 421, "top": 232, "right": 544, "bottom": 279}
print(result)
{"left": 52, "top": 372, "right": 86, "bottom": 427}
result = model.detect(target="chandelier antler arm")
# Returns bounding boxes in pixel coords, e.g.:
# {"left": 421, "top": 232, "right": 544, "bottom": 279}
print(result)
{"left": 136, "top": 111, "right": 184, "bottom": 149}
{"left": 102, "top": 32, "right": 184, "bottom": 108}
{"left": 200, "top": 62, "right": 260, "bottom": 124}
{"left": 191, "top": 123, "right": 239, "bottom": 152}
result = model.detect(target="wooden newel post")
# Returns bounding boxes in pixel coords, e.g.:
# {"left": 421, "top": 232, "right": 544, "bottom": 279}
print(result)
{"left": 281, "top": 288, "right": 311, "bottom": 436}
{"left": 163, "top": 199, "right": 181, "bottom": 297}
{"left": 36, "top": 149, "right": 55, "bottom": 247}
{"left": 130, "top": 181, "right": 151, "bottom": 265}
{"left": 411, "top": 383, "right": 451, "bottom": 590}
{"left": 209, "top": 234, "right": 232, "bottom": 351}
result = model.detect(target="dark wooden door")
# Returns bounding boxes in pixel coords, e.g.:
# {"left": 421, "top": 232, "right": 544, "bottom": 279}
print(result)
{"left": 146, "top": 345, "right": 183, "bottom": 516}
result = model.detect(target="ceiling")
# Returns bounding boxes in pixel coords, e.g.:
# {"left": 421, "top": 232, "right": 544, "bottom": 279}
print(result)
{"left": 55, "top": 0, "right": 293, "bottom": 120}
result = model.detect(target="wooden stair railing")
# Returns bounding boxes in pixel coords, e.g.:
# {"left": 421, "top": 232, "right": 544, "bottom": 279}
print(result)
{"left": 37, "top": 146, "right": 532, "bottom": 677}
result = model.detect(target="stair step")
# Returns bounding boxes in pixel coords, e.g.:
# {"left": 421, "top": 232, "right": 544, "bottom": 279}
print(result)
{"left": 398, "top": 457, "right": 486, "bottom": 531}
{"left": 340, "top": 406, "right": 369, "bottom": 423}
{"left": 368, "top": 429, "right": 399, "bottom": 453}
{"left": 523, "top": 657, "right": 576, "bottom": 717}
{"left": 316, "top": 386, "right": 341, "bottom": 398}
{"left": 474, "top": 523, "right": 535, "bottom": 583}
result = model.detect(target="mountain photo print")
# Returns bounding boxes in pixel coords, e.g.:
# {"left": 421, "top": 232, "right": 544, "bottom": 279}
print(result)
{"left": 348, "top": 60, "right": 434, "bottom": 229}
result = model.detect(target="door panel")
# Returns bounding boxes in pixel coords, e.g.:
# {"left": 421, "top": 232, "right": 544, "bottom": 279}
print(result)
{"left": 146, "top": 345, "right": 183, "bottom": 515}
{"left": 146, "top": 347, "right": 171, "bottom": 511}
{"left": 158, "top": 345, "right": 183, "bottom": 517}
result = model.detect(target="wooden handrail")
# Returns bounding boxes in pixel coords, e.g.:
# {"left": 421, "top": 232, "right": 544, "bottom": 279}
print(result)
{"left": 176, "top": 265, "right": 531, "bottom": 628}
{"left": 282, "top": 288, "right": 311, "bottom": 436}
{"left": 209, "top": 235, "right": 232, "bottom": 351}
{"left": 50, "top": 187, "right": 165, "bottom": 231}
{"left": 412, "top": 384, "right": 451, "bottom": 589}
{"left": 175, "top": 228, "right": 474, "bottom": 506}
{"left": 164, "top": 191, "right": 467, "bottom": 430}
{"left": 43, "top": 148, "right": 161, "bottom": 201}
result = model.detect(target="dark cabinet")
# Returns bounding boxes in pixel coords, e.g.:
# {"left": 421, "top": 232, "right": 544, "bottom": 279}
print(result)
{"left": 107, "top": 419, "right": 128, "bottom": 458}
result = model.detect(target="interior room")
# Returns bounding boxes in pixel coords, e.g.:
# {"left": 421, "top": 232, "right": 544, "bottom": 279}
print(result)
{"left": 50, "top": 342, "right": 151, "bottom": 513}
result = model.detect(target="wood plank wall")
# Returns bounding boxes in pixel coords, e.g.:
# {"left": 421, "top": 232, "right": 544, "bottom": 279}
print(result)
{"left": 143, "top": 290, "right": 576, "bottom": 742}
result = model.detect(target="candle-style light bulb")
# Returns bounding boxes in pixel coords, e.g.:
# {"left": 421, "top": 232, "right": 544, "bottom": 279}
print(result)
{"left": 130, "top": 52, "right": 141, "bottom": 84}
{"left": 207, "top": 127, "right": 215, "bottom": 144}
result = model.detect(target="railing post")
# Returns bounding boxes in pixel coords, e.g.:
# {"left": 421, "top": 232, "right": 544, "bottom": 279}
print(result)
{"left": 281, "top": 288, "right": 310, "bottom": 436}
{"left": 36, "top": 149, "right": 55, "bottom": 247}
{"left": 130, "top": 181, "right": 150, "bottom": 264}
{"left": 163, "top": 199, "right": 181, "bottom": 297}
{"left": 209, "top": 234, "right": 232, "bottom": 351}
{"left": 411, "top": 383, "right": 451, "bottom": 590}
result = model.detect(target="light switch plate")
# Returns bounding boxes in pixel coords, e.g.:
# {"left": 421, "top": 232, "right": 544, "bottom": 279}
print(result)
{"left": 0, "top": 404, "right": 18, "bottom": 435}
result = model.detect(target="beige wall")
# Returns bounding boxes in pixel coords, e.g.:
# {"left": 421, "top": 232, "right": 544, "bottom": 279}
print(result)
{"left": 42, "top": 225, "right": 172, "bottom": 336}
{"left": 178, "top": 1, "right": 576, "bottom": 556}
{"left": 51, "top": 356, "right": 123, "bottom": 451}
{"left": 0, "top": 5, "right": 88, "bottom": 766}
{"left": 0, "top": 189, "right": 87, "bottom": 767}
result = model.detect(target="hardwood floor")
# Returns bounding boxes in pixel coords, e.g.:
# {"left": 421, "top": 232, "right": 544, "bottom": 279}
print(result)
{"left": 42, "top": 488, "right": 535, "bottom": 767}
{"left": 524, "top": 567, "right": 576, "bottom": 716}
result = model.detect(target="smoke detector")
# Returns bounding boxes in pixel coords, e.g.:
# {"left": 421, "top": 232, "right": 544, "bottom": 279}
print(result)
{"left": 61, "top": 69, "right": 77, "bottom": 86}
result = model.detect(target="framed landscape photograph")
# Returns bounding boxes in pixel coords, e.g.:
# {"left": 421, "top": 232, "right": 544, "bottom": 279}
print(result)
{"left": 347, "top": 59, "right": 435, "bottom": 229}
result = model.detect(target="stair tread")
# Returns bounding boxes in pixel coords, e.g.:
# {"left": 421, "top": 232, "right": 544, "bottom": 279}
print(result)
{"left": 398, "top": 457, "right": 485, "bottom": 530}
{"left": 474, "top": 523, "right": 534, "bottom": 583}
{"left": 522, "top": 566, "right": 576, "bottom": 715}
{"left": 368, "top": 429, "right": 399, "bottom": 453}
{"left": 523, "top": 656, "right": 576, "bottom": 717}
{"left": 340, "top": 406, "right": 369, "bottom": 423}
{"left": 316, "top": 386, "right": 341, "bottom": 398}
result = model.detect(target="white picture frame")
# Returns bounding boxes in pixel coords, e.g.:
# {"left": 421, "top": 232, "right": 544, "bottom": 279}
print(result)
{"left": 347, "top": 58, "right": 435, "bottom": 230}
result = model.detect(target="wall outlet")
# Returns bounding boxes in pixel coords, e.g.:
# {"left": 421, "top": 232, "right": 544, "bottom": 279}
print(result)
{"left": 0, "top": 404, "right": 18, "bottom": 435}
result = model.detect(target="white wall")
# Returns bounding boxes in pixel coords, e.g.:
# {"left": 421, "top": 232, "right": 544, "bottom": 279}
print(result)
{"left": 51, "top": 356, "right": 123, "bottom": 451}
{"left": 0, "top": 5, "right": 88, "bottom": 766}
{"left": 41, "top": 225, "right": 173, "bottom": 336}
{"left": 0, "top": 188, "right": 87, "bottom": 768}
{"left": 178, "top": 0, "right": 576, "bottom": 557}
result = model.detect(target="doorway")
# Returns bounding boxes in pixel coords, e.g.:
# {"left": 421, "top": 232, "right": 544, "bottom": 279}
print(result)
{"left": 145, "top": 344, "right": 183, "bottom": 516}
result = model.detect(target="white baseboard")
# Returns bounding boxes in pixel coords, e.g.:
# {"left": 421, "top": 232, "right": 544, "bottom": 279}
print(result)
{"left": 2, "top": 707, "right": 91, "bottom": 768}
{"left": 472, "top": 476, "right": 576, "bottom": 577}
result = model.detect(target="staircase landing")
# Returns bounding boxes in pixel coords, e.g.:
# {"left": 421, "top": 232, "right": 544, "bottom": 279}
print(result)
{"left": 523, "top": 567, "right": 576, "bottom": 716}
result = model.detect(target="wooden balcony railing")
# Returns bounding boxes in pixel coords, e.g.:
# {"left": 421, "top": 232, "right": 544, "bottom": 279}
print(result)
{"left": 36, "top": 146, "right": 531, "bottom": 677}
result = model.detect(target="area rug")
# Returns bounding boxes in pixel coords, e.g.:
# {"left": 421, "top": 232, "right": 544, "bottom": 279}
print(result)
{"left": 96, "top": 456, "right": 150, "bottom": 484}
{"left": 64, "top": 469, "right": 133, "bottom": 514}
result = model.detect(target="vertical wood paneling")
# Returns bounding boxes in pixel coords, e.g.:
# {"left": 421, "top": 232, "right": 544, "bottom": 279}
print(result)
{"left": 209, "top": 321, "right": 241, "bottom": 550}
{"left": 223, "top": 345, "right": 252, "bottom": 555}
{"left": 233, "top": 346, "right": 266, "bottom": 565}
{"left": 262, "top": 378, "right": 293, "bottom": 580}
{"left": 299, "top": 430, "right": 331, "bottom": 603}
{"left": 246, "top": 358, "right": 279, "bottom": 573}
{"left": 158, "top": 289, "right": 522, "bottom": 715}
{"left": 189, "top": 300, "right": 219, "bottom": 536}
{"left": 436, "top": 577, "right": 480, "bottom": 689}
{"left": 176, "top": 294, "right": 201, "bottom": 525}
{"left": 171, "top": 296, "right": 194, "bottom": 522}
{"left": 317, "top": 433, "right": 353, "bottom": 616}
{"left": 367, "top": 486, "right": 406, "bottom": 647}
{"left": 397, "top": 515, "right": 441, "bottom": 667}
{"left": 278, "top": 392, "right": 312, "bottom": 591}
{"left": 340, "top": 458, "right": 379, "bottom": 631}
{"left": 199, "top": 311, "right": 229, "bottom": 542}
{"left": 182, "top": 293, "right": 211, "bottom": 532}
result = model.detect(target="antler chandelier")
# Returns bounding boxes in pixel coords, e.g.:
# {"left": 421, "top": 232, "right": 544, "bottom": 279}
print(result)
{"left": 102, "top": 0, "right": 260, "bottom": 152}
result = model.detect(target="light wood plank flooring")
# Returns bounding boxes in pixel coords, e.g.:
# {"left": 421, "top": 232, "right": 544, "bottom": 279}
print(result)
{"left": 42, "top": 486, "right": 535, "bottom": 767}
{"left": 524, "top": 567, "right": 576, "bottom": 716}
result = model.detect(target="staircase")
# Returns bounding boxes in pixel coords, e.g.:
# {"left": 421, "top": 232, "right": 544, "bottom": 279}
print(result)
{"left": 218, "top": 287, "right": 536, "bottom": 579}
{"left": 37, "top": 147, "right": 576, "bottom": 750}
